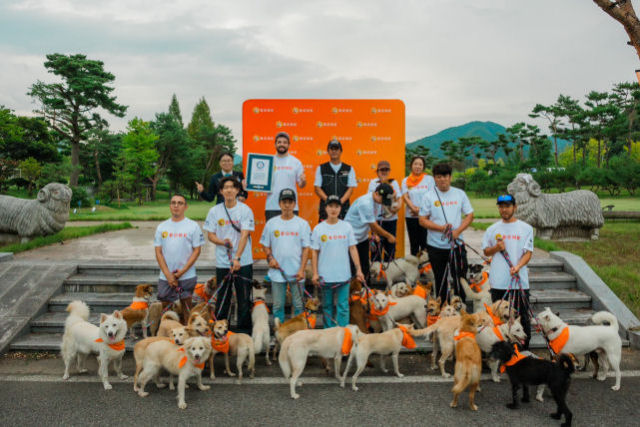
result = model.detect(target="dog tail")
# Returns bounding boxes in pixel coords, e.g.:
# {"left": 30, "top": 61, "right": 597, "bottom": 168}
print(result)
{"left": 451, "top": 367, "right": 473, "bottom": 394}
{"left": 278, "top": 338, "right": 291, "bottom": 379}
{"left": 591, "top": 311, "right": 619, "bottom": 331}
{"left": 162, "top": 311, "right": 180, "bottom": 323}
{"left": 404, "top": 255, "right": 419, "bottom": 265}
{"left": 557, "top": 354, "right": 576, "bottom": 375}
{"left": 65, "top": 300, "right": 90, "bottom": 323}
{"left": 409, "top": 322, "right": 438, "bottom": 338}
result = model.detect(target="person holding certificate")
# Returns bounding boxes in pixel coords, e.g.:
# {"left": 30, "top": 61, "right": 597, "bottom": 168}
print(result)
{"left": 264, "top": 132, "right": 306, "bottom": 221}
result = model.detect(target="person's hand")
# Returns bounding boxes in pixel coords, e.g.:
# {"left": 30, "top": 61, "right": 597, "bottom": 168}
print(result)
{"left": 496, "top": 240, "right": 506, "bottom": 252}
{"left": 231, "top": 259, "right": 241, "bottom": 272}
{"left": 372, "top": 234, "right": 380, "bottom": 243}
{"left": 451, "top": 229, "right": 461, "bottom": 241}
{"left": 410, "top": 206, "right": 420, "bottom": 216}
{"left": 296, "top": 269, "right": 305, "bottom": 282}
{"left": 510, "top": 265, "right": 521, "bottom": 276}
{"left": 268, "top": 257, "right": 280, "bottom": 269}
{"left": 174, "top": 269, "right": 183, "bottom": 280}
{"left": 167, "top": 272, "right": 178, "bottom": 288}
{"left": 441, "top": 223, "right": 452, "bottom": 233}
{"left": 195, "top": 181, "right": 204, "bottom": 193}
{"left": 223, "top": 239, "right": 232, "bottom": 249}
{"left": 356, "top": 270, "right": 365, "bottom": 284}
{"left": 387, "top": 235, "right": 396, "bottom": 244}
{"left": 312, "top": 274, "right": 320, "bottom": 287}
{"left": 298, "top": 174, "right": 307, "bottom": 187}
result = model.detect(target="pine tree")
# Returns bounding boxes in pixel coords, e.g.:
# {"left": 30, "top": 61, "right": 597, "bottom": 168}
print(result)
{"left": 187, "top": 97, "right": 214, "bottom": 139}
{"left": 168, "top": 94, "right": 183, "bottom": 127}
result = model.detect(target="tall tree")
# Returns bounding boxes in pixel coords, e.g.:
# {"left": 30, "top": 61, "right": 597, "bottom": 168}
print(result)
{"left": 583, "top": 91, "right": 619, "bottom": 168}
{"left": 28, "top": 53, "right": 127, "bottom": 186}
{"left": 609, "top": 82, "right": 640, "bottom": 156}
{"left": 168, "top": 94, "right": 184, "bottom": 128}
{"left": 187, "top": 97, "right": 214, "bottom": 139}
{"left": 120, "top": 118, "right": 158, "bottom": 204}
{"left": 530, "top": 102, "right": 562, "bottom": 165}
{"left": 593, "top": 0, "right": 640, "bottom": 61}
{"left": 0, "top": 107, "right": 59, "bottom": 163}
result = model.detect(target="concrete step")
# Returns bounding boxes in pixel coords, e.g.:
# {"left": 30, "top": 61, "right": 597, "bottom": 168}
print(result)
{"left": 75, "top": 261, "right": 269, "bottom": 277}
{"left": 468, "top": 257, "right": 564, "bottom": 273}
{"left": 529, "top": 289, "right": 591, "bottom": 310}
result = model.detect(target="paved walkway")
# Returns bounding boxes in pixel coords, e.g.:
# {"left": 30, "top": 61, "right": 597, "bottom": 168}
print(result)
{"left": 14, "top": 220, "right": 549, "bottom": 261}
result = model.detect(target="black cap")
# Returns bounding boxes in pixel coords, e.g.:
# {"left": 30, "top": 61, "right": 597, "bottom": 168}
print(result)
{"left": 275, "top": 132, "right": 290, "bottom": 142}
{"left": 327, "top": 139, "right": 342, "bottom": 150}
{"left": 326, "top": 195, "right": 341, "bottom": 205}
{"left": 279, "top": 188, "right": 296, "bottom": 202}
{"left": 375, "top": 183, "right": 394, "bottom": 206}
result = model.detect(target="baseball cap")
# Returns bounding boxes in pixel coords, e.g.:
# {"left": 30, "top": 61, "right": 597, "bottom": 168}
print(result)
{"left": 279, "top": 188, "right": 296, "bottom": 202}
{"left": 496, "top": 194, "right": 516, "bottom": 205}
{"left": 375, "top": 183, "right": 394, "bottom": 206}
{"left": 275, "top": 131, "right": 290, "bottom": 142}
{"left": 326, "top": 195, "right": 341, "bottom": 205}
{"left": 377, "top": 160, "right": 391, "bottom": 171}
{"left": 327, "top": 139, "right": 342, "bottom": 150}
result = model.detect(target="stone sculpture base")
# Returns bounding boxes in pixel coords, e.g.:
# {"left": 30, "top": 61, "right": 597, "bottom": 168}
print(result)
{"left": 535, "top": 226, "right": 599, "bottom": 241}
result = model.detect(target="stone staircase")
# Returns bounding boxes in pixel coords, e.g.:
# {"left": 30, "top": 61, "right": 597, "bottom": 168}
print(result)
{"left": 10, "top": 256, "right": 627, "bottom": 352}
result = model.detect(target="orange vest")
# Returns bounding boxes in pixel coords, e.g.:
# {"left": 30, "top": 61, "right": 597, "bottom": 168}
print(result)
{"left": 304, "top": 312, "right": 317, "bottom": 329}
{"left": 193, "top": 283, "right": 210, "bottom": 301}
{"left": 413, "top": 285, "right": 428, "bottom": 299}
{"left": 484, "top": 303, "right": 504, "bottom": 326}
{"left": 252, "top": 300, "right": 270, "bottom": 313}
{"left": 549, "top": 327, "right": 570, "bottom": 354}
{"left": 95, "top": 338, "right": 125, "bottom": 351}
{"left": 212, "top": 331, "right": 235, "bottom": 354}
{"left": 427, "top": 315, "right": 440, "bottom": 327}
{"left": 493, "top": 326, "right": 505, "bottom": 341}
{"left": 341, "top": 328, "right": 353, "bottom": 355}
{"left": 454, "top": 331, "right": 476, "bottom": 342}
{"left": 469, "top": 271, "right": 489, "bottom": 293}
{"left": 397, "top": 324, "right": 416, "bottom": 349}
{"left": 128, "top": 301, "right": 149, "bottom": 310}
{"left": 419, "top": 263, "right": 432, "bottom": 275}
{"left": 500, "top": 345, "right": 527, "bottom": 372}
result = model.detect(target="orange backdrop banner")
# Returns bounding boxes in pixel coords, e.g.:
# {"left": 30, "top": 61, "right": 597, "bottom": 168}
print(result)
{"left": 242, "top": 99, "right": 405, "bottom": 259}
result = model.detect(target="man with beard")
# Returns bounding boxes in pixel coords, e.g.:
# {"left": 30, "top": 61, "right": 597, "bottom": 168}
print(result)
{"left": 481, "top": 194, "right": 534, "bottom": 349}
{"left": 265, "top": 132, "right": 307, "bottom": 221}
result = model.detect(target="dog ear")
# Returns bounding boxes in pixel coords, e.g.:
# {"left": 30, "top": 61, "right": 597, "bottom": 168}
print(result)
{"left": 100, "top": 313, "right": 108, "bottom": 323}
{"left": 112, "top": 310, "right": 122, "bottom": 319}
{"left": 436, "top": 296, "right": 441, "bottom": 305}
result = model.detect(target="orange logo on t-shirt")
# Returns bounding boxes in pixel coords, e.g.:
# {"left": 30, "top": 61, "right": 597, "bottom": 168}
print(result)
{"left": 162, "top": 231, "right": 168, "bottom": 238}
{"left": 321, "top": 234, "right": 328, "bottom": 242}
{"left": 434, "top": 201, "right": 441, "bottom": 207}
{"left": 218, "top": 218, "right": 225, "bottom": 226}
{"left": 274, "top": 230, "right": 280, "bottom": 238}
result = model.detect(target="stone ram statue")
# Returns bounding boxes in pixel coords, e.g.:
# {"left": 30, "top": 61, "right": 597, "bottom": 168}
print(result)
{"left": 507, "top": 173, "right": 603, "bottom": 241}
{"left": 0, "top": 183, "right": 72, "bottom": 243}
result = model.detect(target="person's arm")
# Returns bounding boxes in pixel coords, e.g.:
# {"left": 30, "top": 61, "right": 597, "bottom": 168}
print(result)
{"left": 297, "top": 247, "right": 310, "bottom": 281}
{"left": 237, "top": 172, "right": 249, "bottom": 201}
{"left": 296, "top": 161, "right": 307, "bottom": 188}
{"left": 348, "top": 245, "right": 365, "bottom": 283}
{"left": 263, "top": 246, "right": 280, "bottom": 269}
{"left": 452, "top": 212, "right": 474, "bottom": 240}
{"left": 315, "top": 186, "right": 328, "bottom": 201}
{"left": 311, "top": 249, "right": 320, "bottom": 286}
{"left": 155, "top": 246, "right": 177, "bottom": 287}
{"left": 483, "top": 240, "right": 505, "bottom": 257}
{"left": 369, "top": 221, "right": 396, "bottom": 243}
{"left": 419, "top": 215, "right": 449, "bottom": 233}
{"left": 341, "top": 187, "right": 354, "bottom": 205}
{"left": 232, "top": 229, "right": 250, "bottom": 272}
{"left": 175, "top": 246, "right": 201, "bottom": 279}
{"left": 207, "top": 231, "right": 228, "bottom": 246}
{"left": 390, "top": 184, "right": 403, "bottom": 213}
{"left": 403, "top": 192, "right": 419, "bottom": 216}
{"left": 198, "top": 175, "right": 218, "bottom": 202}
{"left": 511, "top": 250, "right": 532, "bottom": 276}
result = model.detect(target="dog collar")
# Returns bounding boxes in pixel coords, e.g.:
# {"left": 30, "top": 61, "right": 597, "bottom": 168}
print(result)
{"left": 427, "top": 315, "right": 440, "bottom": 326}
{"left": 454, "top": 331, "right": 476, "bottom": 342}
{"left": 549, "top": 326, "right": 570, "bottom": 354}
{"left": 469, "top": 271, "right": 489, "bottom": 293}
{"left": 252, "top": 300, "right": 269, "bottom": 313}
{"left": 95, "top": 338, "right": 125, "bottom": 351}
{"left": 303, "top": 312, "right": 317, "bottom": 329}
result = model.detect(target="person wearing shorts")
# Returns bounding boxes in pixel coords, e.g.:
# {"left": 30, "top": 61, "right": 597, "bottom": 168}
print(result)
{"left": 154, "top": 194, "right": 205, "bottom": 323}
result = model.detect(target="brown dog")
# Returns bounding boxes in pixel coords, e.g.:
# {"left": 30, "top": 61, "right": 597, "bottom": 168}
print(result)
{"left": 348, "top": 279, "right": 369, "bottom": 333}
{"left": 450, "top": 310, "right": 482, "bottom": 411}
{"left": 272, "top": 297, "right": 321, "bottom": 360}
{"left": 209, "top": 319, "right": 255, "bottom": 383}
{"left": 121, "top": 284, "right": 153, "bottom": 339}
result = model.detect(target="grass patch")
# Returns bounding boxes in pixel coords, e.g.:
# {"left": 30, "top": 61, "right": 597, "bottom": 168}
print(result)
{"left": 0, "top": 222, "right": 133, "bottom": 254}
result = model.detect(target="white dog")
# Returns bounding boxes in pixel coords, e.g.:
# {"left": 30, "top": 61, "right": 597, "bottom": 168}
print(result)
{"left": 279, "top": 325, "right": 361, "bottom": 399}
{"left": 251, "top": 285, "right": 271, "bottom": 366}
{"left": 476, "top": 317, "right": 527, "bottom": 382}
{"left": 61, "top": 301, "right": 128, "bottom": 390}
{"left": 341, "top": 324, "right": 416, "bottom": 391}
{"left": 368, "top": 291, "right": 395, "bottom": 332}
{"left": 390, "top": 282, "right": 411, "bottom": 298}
{"left": 371, "top": 255, "right": 420, "bottom": 287}
{"left": 537, "top": 308, "right": 622, "bottom": 391}
{"left": 135, "top": 336, "right": 212, "bottom": 409}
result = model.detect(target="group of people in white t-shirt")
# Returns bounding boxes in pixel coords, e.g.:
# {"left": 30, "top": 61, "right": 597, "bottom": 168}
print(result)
{"left": 153, "top": 133, "right": 535, "bottom": 348}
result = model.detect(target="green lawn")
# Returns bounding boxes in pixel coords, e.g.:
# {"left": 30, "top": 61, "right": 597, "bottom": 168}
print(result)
{"left": 0, "top": 223, "right": 133, "bottom": 254}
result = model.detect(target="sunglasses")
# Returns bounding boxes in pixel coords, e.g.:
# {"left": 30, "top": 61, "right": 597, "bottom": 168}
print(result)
{"left": 378, "top": 168, "right": 390, "bottom": 172}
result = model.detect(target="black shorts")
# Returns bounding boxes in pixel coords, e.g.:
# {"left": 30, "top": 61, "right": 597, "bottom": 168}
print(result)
{"left": 157, "top": 276, "right": 197, "bottom": 302}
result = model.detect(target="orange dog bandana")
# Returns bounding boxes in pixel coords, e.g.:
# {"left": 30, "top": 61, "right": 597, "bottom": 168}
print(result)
{"left": 397, "top": 324, "right": 416, "bottom": 349}
{"left": 500, "top": 345, "right": 527, "bottom": 373}
{"left": 341, "top": 328, "right": 353, "bottom": 355}
{"left": 95, "top": 338, "right": 125, "bottom": 351}
{"left": 427, "top": 315, "right": 440, "bottom": 326}
{"left": 304, "top": 312, "right": 317, "bottom": 329}
{"left": 484, "top": 303, "right": 504, "bottom": 326}
{"left": 413, "top": 285, "right": 428, "bottom": 299}
{"left": 368, "top": 300, "right": 397, "bottom": 319}
{"left": 469, "top": 271, "right": 488, "bottom": 293}
{"left": 493, "top": 326, "right": 505, "bottom": 341}
{"left": 252, "top": 300, "right": 270, "bottom": 313}
{"left": 419, "top": 263, "right": 432, "bottom": 275}
{"left": 128, "top": 301, "right": 149, "bottom": 310}
{"left": 212, "top": 331, "right": 235, "bottom": 354}
{"left": 193, "top": 283, "right": 210, "bottom": 301}
{"left": 454, "top": 331, "right": 476, "bottom": 342}
{"left": 178, "top": 353, "right": 205, "bottom": 370}
{"left": 549, "top": 327, "right": 570, "bottom": 354}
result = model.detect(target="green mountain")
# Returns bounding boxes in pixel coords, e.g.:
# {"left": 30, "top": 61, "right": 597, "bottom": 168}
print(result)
{"left": 407, "top": 121, "right": 505, "bottom": 157}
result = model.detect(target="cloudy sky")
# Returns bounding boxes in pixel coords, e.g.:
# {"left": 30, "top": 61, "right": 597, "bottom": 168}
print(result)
{"left": 0, "top": 0, "right": 637, "bottom": 148}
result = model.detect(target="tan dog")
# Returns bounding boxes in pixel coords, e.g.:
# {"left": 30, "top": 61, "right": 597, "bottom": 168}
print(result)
{"left": 341, "top": 324, "right": 417, "bottom": 391}
{"left": 147, "top": 300, "right": 185, "bottom": 336}
{"left": 135, "top": 336, "right": 212, "bottom": 409}
{"left": 251, "top": 284, "right": 271, "bottom": 366}
{"left": 133, "top": 336, "right": 172, "bottom": 392}
{"left": 157, "top": 311, "right": 183, "bottom": 338}
{"left": 390, "top": 282, "right": 412, "bottom": 298}
{"left": 272, "top": 297, "right": 321, "bottom": 360}
{"left": 348, "top": 279, "right": 369, "bottom": 333}
{"left": 450, "top": 294, "right": 467, "bottom": 313}
{"left": 192, "top": 277, "right": 217, "bottom": 303}
{"left": 209, "top": 319, "right": 255, "bottom": 384}
{"left": 121, "top": 284, "right": 153, "bottom": 339}
{"left": 386, "top": 282, "right": 432, "bottom": 329}
{"left": 450, "top": 311, "right": 482, "bottom": 411}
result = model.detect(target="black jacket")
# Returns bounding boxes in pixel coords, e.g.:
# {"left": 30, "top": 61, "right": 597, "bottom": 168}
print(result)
{"left": 200, "top": 171, "right": 248, "bottom": 204}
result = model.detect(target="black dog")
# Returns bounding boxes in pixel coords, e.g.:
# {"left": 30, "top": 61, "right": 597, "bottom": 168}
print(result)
{"left": 490, "top": 341, "right": 574, "bottom": 427}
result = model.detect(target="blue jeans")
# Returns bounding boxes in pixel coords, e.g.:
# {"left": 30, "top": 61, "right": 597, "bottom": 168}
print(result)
{"left": 321, "top": 282, "right": 349, "bottom": 327}
{"left": 271, "top": 281, "right": 303, "bottom": 323}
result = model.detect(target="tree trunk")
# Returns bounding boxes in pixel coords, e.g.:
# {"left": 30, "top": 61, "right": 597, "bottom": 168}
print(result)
{"left": 597, "top": 139, "right": 602, "bottom": 168}
{"left": 94, "top": 149, "right": 102, "bottom": 189}
{"left": 553, "top": 135, "right": 559, "bottom": 166}
{"left": 70, "top": 140, "right": 80, "bottom": 186}
{"left": 594, "top": 0, "right": 640, "bottom": 61}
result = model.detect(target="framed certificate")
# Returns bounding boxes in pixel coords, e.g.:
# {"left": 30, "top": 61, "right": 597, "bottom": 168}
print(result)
{"left": 245, "top": 153, "right": 274, "bottom": 192}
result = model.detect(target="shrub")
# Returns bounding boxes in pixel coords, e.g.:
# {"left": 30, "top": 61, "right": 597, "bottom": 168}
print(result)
{"left": 70, "top": 186, "right": 92, "bottom": 208}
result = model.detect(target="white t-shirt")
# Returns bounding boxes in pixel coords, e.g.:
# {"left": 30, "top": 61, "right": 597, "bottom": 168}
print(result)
{"left": 266, "top": 154, "right": 304, "bottom": 210}
{"left": 314, "top": 163, "right": 357, "bottom": 187}
{"left": 367, "top": 178, "right": 401, "bottom": 221}
{"left": 401, "top": 174, "right": 436, "bottom": 218}
{"left": 259, "top": 215, "right": 311, "bottom": 282}
{"left": 344, "top": 192, "right": 377, "bottom": 243}
{"left": 481, "top": 220, "right": 534, "bottom": 289}
{"left": 310, "top": 220, "right": 357, "bottom": 283}
{"left": 203, "top": 202, "right": 255, "bottom": 268}
{"left": 154, "top": 218, "right": 204, "bottom": 280}
{"left": 420, "top": 187, "right": 474, "bottom": 249}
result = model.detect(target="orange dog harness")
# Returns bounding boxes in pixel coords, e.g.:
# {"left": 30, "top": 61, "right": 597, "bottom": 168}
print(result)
{"left": 454, "top": 331, "right": 476, "bottom": 342}
{"left": 500, "top": 345, "right": 527, "bottom": 373}
{"left": 413, "top": 285, "right": 428, "bottom": 299}
{"left": 493, "top": 326, "right": 505, "bottom": 341}
{"left": 304, "top": 312, "right": 317, "bottom": 329}
{"left": 341, "top": 328, "right": 353, "bottom": 355}
{"left": 397, "top": 324, "right": 416, "bottom": 349}
{"left": 95, "top": 338, "right": 125, "bottom": 351}
{"left": 419, "top": 263, "right": 432, "bottom": 275}
{"left": 469, "top": 271, "right": 489, "bottom": 293}
{"left": 484, "top": 303, "right": 504, "bottom": 326}
{"left": 128, "top": 301, "right": 149, "bottom": 310}
{"left": 427, "top": 315, "right": 440, "bottom": 326}
{"left": 252, "top": 300, "right": 270, "bottom": 313}
{"left": 549, "top": 327, "right": 570, "bottom": 354}
{"left": 212, "top": 331, "right": 235, "bottom": 354}
{"left": 193, "top": 283, "right": 210, "bottom": 301}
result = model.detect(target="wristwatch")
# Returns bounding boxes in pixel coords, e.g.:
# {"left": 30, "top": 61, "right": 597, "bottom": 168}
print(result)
{"left": 235, "top": 256, "right": 241, "bottom": 261}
